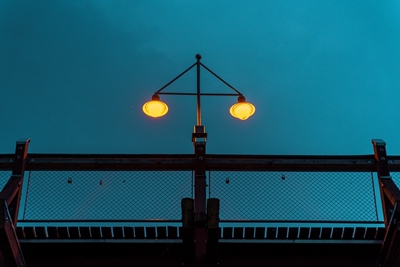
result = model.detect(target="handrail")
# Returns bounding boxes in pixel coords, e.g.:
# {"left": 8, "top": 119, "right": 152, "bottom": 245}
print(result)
{"left": 1, "top": 153, "right": 400, "bottom": 171}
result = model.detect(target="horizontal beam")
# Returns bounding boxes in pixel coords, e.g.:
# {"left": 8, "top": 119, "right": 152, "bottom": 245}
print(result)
{"left": 158, "top": 92, "right": 240, "bottom": 96}
{"left": 206, "top": 155, "right": 379, "bottom": 171}
{"left": 0, "top": 154, "right": 196, "bottom": 171}
{"left": 1, "top": 154, "right": 399, "bottom": 171}
{"left": 18, "top": 239, "right": 383, "bottom": 245}
{"left": 17, "top": 219, "right": 385, "bottom": 224}
{"left": 18, "top": 242, "right": 383, "bottom": 267}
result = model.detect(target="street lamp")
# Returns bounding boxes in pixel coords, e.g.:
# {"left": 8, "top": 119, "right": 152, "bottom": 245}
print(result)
{"left": 142, "top": 54, "right": 255, "bottom": 122}
{"left": 142, "top": 54, "right": 255, "bottom": 265}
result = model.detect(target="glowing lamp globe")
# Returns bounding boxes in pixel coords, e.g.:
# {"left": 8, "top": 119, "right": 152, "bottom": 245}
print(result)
{"left": 142, "top": 94, "right": 168, "bottom": 118}
{"left": 229, "top": 95, "right": 255, "bottom": 120}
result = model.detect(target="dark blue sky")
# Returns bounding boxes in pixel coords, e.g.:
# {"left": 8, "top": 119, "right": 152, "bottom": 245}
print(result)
{"left": 1, "top": 0, "right": 400, "bottom": 155}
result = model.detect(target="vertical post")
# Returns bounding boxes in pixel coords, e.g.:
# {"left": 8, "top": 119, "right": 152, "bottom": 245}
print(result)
{"left": 182, "top": 198, "right": 195, "bottom": 266}
{"left": 10, "top": 138, "right": 30, "bottom": 225}
{"left": 207, "top": 198, "right": 220, "bottom": 267}
{"left": 192, "top": 54, "right": 207, "bottom": 266}
{"left": 192, "top": 124, "right": 207, "bottom": 266}
{"left": 373, "top": 139, "right": 396, "bottom": 227}
{"left": 195, "top": 54, "right": 202, "bottom": 126}
{"left": 372, "top": 139, "right": 400, "bottom": 266}
{"left": 0, "top": 138, "right": 30, "bottom": 267}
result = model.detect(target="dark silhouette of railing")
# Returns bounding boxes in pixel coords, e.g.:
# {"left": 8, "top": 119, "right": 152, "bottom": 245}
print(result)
{"left": 1, "top": 138, "right": 400, "bottom": 267}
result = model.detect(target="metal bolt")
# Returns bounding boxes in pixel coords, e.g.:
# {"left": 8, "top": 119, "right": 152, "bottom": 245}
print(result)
{"left": 198, "top": 156, "right": 203, "bottom": 160}
{"left": 381, "top": 157, "right": 385, "bottom": 161}
{"left": 389, "top": 160, "right": 393, "bottom": 164}
{"left": 368, "top": 161, "right": 371, "bottom": 164}
{"left": 197, "top": 147, "right": 203, "bottom": 151}
{"left": 9, "top": 159, "right": 14, "bottom": 163}
{"left": 380, "top": 148, "right": 384, "bottom": 151}
{"left": 29, "top": 159, "right": 34, "bottom": 163}
{"left": 17, "top": 155, "right": 21, "bottom": 160}
{"left": 18, "top": 146, "right": 23, "bottom": 150}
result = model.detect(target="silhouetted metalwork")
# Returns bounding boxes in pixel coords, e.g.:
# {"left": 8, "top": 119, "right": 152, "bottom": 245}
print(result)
{"left": 372, "top": 139, "right": 400, "bottom": 267}
{"left": 1, "top": 139, "right": 400, "bottom": 266}
{"left": 0, "top": 138, "right": 30, "bottom": 267}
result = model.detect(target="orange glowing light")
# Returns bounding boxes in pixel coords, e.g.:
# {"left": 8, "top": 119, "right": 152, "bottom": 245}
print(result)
{"left": 229, "top": 95, "right": 255, "bottom": 120}
{"left": 142, "top": 95, "right": 168, "bottom": 118}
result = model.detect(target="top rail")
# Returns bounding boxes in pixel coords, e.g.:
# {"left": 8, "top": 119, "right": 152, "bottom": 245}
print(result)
{"left": 1, "top": 153, "right": 400, "bottom": 171}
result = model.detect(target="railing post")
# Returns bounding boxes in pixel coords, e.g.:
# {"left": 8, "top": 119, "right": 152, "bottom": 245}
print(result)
{"left": 10, "top": 138, "right": 30, "bottom": 225}
{"left": 192, "top": 126, "right": 207, "bottom": 267}
{"left": 182, "top": 198, "right": 195, "bottom": 266}
{"left": 207, "top": 198, "right": 220, "bottom": 267}
{"left": 372, "top": 139, "right": 400, "bottom": 267}
{"left": 0, "top": 138, "right": 30, "bottom": 267}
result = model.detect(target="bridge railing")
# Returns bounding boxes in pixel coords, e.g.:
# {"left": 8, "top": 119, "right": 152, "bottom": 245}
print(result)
{"left": 2, "top": 149, "right": 400, "bottom": 243}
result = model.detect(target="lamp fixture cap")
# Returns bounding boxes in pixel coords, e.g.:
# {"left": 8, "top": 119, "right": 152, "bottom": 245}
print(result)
{"left": 151, "top": 94, "right": 160, "bottom": 100}
{"left": 238, "top": 95, "right": 246, "bottom": 102}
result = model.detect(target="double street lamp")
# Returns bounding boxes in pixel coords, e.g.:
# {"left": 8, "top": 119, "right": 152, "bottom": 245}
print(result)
{"left": 142, "top": 54, "right": 255, "bottom": 122}
{"left": 141, "top": 54, "right": 255, "bottom": 265}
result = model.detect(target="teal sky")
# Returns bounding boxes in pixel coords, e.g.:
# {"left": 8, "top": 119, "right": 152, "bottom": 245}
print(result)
{"left": 1, "top": 0, "right": 400, "bottom": 155}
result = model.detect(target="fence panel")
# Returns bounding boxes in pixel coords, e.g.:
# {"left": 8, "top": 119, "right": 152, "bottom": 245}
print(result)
{"left": 22, "top": 170, "right": 193, "bottom": 221}
{"left": 0, "top": 171, "right": 12, "bottom": 191}
{"left": 391, "top": 171, "right": 400, "bottom": 190}
{"left": 209, "top": 171, "right": 379, "bottom": 221}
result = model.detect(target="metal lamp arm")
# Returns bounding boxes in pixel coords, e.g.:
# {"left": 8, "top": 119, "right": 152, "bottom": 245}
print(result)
{"left": 157, "top": 92, "right": 240, "bottom": 96}
{"left": 155, "top": 62, "right": 197, "bottom": 94}
{"left": 200, "top": 63, "right": 243, "bottom": 95}
{"left": 153, "top": 61, "right": 244, "bottom": 96}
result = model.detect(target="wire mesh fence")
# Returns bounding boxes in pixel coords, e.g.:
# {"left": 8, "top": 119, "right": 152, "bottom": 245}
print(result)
{"left": 391, "top": 171, "right": 400, "bottom": 189}
{"left": 22, "top": 171, "right": 193, "bottom": 221}
{"left": 0, "top": 171, "right": 12, "bottom": 191}
{"left": 17, "top": 170, "right": 385, "bottom": 222}
{"left": 209, "top": 171, "right": 380, "bottom": 222}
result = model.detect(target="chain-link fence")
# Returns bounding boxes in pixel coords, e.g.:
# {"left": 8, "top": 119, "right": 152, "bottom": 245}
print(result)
{"left": 391, "top": 172, "right": 400, "bottom": 189}
{"left": 22, "top": 171, "right": 193, "bottom": 221}
{"left": 209, "top": 171, "right": 379, "bottom": 222}
{"left": 16, "top": 170, "right": 384, "bottom": 223}
{"left": 0, "top": 171, "right": 12, "bottom": 191}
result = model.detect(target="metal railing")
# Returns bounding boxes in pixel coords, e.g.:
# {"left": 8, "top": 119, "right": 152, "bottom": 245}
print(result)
{"left": 7, "top": 169, "right": 382, "bottom": 223}
{"left": 3, "top": 152, "right": 400, "bottom": 242}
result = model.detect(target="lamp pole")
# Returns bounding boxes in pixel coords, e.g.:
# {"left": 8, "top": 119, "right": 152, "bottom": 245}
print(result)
{"left": 196, "top": 54, "right": 202, "bottom": 126}
{"left": 193, "top": 54, "right": 207, "bottom": 266}
{"left": 142, "top": 54, "right": 255, "bottom": 266}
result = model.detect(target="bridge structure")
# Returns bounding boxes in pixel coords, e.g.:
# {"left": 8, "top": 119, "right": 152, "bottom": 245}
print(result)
{"left": 1, "top": 138, "right": 400, "bottom": 266}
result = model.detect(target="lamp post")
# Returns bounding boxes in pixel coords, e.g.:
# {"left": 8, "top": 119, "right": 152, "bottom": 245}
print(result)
{"left": 142, "top": 54, "right": 255, "bottom": 266}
